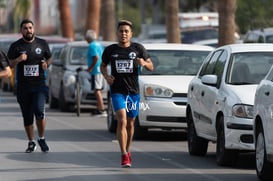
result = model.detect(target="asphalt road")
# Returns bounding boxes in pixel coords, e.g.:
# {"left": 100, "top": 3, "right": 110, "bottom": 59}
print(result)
{"left": 0, "top": 90, "right": 259, "bottom": 181}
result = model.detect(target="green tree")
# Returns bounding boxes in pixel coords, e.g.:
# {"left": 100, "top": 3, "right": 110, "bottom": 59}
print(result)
{"left": 13, "top": 0, "right": 32, "bottom": 32}
{"left": 236, "top": 0, "right": 273, "bottom": 33}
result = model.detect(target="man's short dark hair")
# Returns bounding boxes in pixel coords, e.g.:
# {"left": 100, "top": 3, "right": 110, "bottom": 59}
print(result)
{"left": 20, "top": 19, "right": 34, "bottom": 28}
{"left": 117, "top": 20, "right": 133, "bottom": 29}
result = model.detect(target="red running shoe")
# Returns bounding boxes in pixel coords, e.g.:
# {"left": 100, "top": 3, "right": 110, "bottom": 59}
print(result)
{"left": 121, "top": 153, "right": 131, "bottom": 168}
{"left": 127, "top": 152, "right": 131, "bottom": 162}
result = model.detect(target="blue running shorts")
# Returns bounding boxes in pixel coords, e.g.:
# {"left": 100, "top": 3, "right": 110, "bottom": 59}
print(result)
{"left": 111, "top": 93, "right": 140, "bottom": 118}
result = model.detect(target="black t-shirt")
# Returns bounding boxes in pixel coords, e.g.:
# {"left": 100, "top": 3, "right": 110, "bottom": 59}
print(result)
{"left": 7, "top": 37, "right": 51, "bottom": 86}
{"left": 102, "top": 42, "right": 149, "bottom": 94}
{"left": 0, "top": 50, "right": 10, "bottom": 70}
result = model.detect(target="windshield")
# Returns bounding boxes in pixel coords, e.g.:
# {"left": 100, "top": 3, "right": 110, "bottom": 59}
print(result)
{"left": 227, "top": 52, "right": 273, "bottom": 85}
{"left": 0, "top": 40, "right": 14, "bottom": 53}
{"left": 69, "top": 47, "right": 88, "bottom": 65}
{"left": 141, "top": 50, "right": 211, "bottom": 75}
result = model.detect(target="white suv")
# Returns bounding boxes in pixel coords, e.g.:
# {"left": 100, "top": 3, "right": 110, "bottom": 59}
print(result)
{"left": 253, "top": 65, "right": 273, "bottom": 181}
{"left": 186, "top": 43, "right": 273, "bottom": 166}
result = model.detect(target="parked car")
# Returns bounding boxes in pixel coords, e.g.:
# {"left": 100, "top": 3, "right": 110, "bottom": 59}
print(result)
{"left": 186, "top": 43, "right": 273, "bottom": 166}
{"left": 45, "top": 43, "right": 67, "bottom": 93}
{"left": 138, "top": 27, "right": 219, "bottom": 44}
{"left": 107, "top": 43, "right": 214, "bottom": 138}
{"left": 181, "top": 28, "right": 218, "bottom": 44}
{"left": 253, "top": 65, "right": 273, "bottom": 181}
{"left": 243, "top": 28, "right": 273, "bottom": 43}
{"left": 48, "top": 41, "right": 112, "bottom": 111}
{"left": 0, "top": 34, "right": 21, "bottom": 92}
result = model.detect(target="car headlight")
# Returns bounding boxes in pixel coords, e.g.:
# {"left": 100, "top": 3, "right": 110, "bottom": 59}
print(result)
{"left": 64, "top": 74, "right": 76, "bottom": 87}
{"left": 232, "top": 104, "right": 253, "bottom": 119}
{"left": 144, "top": 84, "right": 173, "bottom": 98}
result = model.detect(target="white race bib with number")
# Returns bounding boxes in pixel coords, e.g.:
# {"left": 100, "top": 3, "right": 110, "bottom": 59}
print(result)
{"left": 24, "top": 65, "right": 39, "bottom": 76}
{"left": 116, "top": 60, "right": 133, "bottom": 73}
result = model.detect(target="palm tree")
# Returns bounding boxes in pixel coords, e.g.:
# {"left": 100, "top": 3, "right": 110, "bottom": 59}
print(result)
{"left": 218, "top": 0, "right": 237, "bottom": 46}
{"left": 85, "top": 0, "right": 101, "bottom": 36}
{"left": 165, "top": 0, "right": 180, "bottom": 43}
{"left": 101, "top": 0, "right": 116, "bottom": 41}
{"left": 58, "top": 0, "right": 75, "bottom": 40}
{"left": 13, "top": 0, "right": 32, "bottom": 32}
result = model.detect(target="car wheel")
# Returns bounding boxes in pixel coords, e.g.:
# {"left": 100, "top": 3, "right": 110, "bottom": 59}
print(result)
{"left": 2, "top": 81, "right": 9, "bottom": 92}
{"left": 75, "top": 80, "right": 81, "bottom": 117}
{"left": 107, "top": 94, "right": 117, "bottom": 133}
{"left": 134, "top": 116, "right": 148, "bottom": 140}
{"left": 48, "top": 87, "right": 58, "bottom": 109}
{"left": 216, "top": 116, "right": 238, "bottom": 166}
{"left": 187, "top": 110, "right": 208, "bottom": 156}
{"left": 59, "top": 85, "right": 70, "bottom": 112}
{"left": 256, "top": 126, "right": 273, "bottom": 180}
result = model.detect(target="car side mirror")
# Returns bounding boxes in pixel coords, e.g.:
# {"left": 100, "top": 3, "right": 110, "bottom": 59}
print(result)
{"left": 201, "top": 74, "right": 218, "bottom": 86}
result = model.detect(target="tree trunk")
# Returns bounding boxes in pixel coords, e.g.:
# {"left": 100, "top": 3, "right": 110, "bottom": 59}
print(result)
{"left": 165, "top": 0, "right": 181, "bottom": 43}
{"left": 85, "top": 0, "right": 101, "bottom": 36}
{"left": 101, "top": 0, "right": 116, "bottom": 41}
{"left": 218, "top": 0, "right": 237, "bottom": 46}
{"left": 58, "top": 0, "right": 75, "bottom": 40}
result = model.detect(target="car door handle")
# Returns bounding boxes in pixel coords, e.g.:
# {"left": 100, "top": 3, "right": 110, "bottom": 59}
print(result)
{"left": 201, "top": 91, "right": 205, "bottom": 96}
{"left": 265, "top": 91, "right": 270, "bottom": 96}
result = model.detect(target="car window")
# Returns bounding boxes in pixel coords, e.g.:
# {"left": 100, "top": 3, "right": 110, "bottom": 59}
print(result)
{"left": 244, "top": 32, "right": 258, "bottom": 43}
{"left": 69, "top": 47, "right": 87, "bottom": 65}
{"left": 266, "top": 35, "right": 273, "bottom": 43}
{"left": 265, "top": 66, "right": 273, "bottom": 81}
{"left": 59, "top": 48, "right": 67, "bottom": 66}
{"left": 52, "top": 48, "right": 61, "bottom": 59}
{"left": 199, "top": 50, "right": 223, "bottom": 76}
{"left": 51, "top": 46, "right": 62, "bottom": 64}
{"left": 214, "top": 50, "right": 227, "bottom": 86}
{"left": 140, "top": 50, "right": 210, "bottom": 75}
{"left": 227, "top": 52, "right": 273, "bottom": 84}
{"left": 181, "top": 28, "right": 218, "bottom": 43}
{"left": 0, "top": 40, "right": 14, "bottom": 53}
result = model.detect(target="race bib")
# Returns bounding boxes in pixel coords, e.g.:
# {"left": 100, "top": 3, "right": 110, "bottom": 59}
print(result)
{"left": 24, "top": 65, "right": 39, "bottom": 76}
{"left": 116, "top": 60, "right": 133, "bottom": 73}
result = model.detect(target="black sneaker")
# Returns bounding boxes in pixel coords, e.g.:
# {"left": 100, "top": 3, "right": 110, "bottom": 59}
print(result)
{"left": 92, "top": 109, "right": 107, "bottom": 117}
{"left": 37, "top": 138, "right": 49, "bottom": 152}
{"left": 25, "top": 141, "right": 37, "bottom": 153}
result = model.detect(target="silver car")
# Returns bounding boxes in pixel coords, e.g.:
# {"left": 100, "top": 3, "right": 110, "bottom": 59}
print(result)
{"left": 48, "top": 41, "right": 111, "bottom": 111}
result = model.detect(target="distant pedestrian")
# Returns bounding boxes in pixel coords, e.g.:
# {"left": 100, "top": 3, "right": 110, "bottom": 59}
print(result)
{"left": 101, "top": 20, "right": 154, "bottom": 168}
{"left": 0, "top": 50, "right": 12, "bottom": 79}
{"left": 85, "top": 29, "right": 106, "bottom": 116}
{"left": 7, "top": 19, "right": 52, "bottom": 153}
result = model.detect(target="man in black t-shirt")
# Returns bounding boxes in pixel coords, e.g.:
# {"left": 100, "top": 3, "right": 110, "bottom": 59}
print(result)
{"left": 0, "top": 50, "right": 11, "bottom": 79}
{"left": 8, "top": 19, "right": 52, "bottom": 153}
{"left": 101, "top": 20, "right": 154, "bottom": 168}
